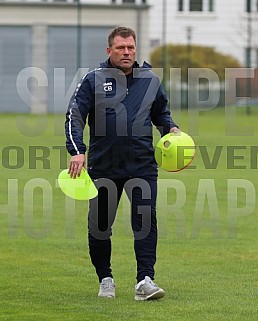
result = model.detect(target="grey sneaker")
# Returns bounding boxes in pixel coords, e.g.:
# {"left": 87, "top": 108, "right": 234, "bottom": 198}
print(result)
{"left": 135, "top": 276, "right": 165, "bottom": 301}
{"left": 98, "top": 277, "right": 115, "bottom": 298}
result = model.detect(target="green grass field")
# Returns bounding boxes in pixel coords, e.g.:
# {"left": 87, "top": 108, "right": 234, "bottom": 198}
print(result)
{"left": 0, "top": 108, "right": 257, "bottom": 321}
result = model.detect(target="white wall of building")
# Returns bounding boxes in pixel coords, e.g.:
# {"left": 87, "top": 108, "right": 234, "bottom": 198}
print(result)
{"left": 148, "top": 0, "right": 258, "bottom": 66}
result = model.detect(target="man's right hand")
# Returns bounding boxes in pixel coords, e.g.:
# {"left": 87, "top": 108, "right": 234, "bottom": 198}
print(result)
{"left": 68, "top": 154, "right": 86, "bottom": 178}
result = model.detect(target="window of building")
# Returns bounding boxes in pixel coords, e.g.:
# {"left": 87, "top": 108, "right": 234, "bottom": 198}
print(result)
{"left": 249, "top": 0, "right": 258, "bottom": 12}
{"left": 178, "top": 0, "right": 184, "bottom": 11}
{"left": 190, "top": 0, "right": 203, "bottom": 11}
{"left": 178, "top": 0, "right": 214, "bottom": 13}
{"left": 246, "top": 0, "right": 251, "bottom": 12}
{"left": 245, "top": 0, "right": 258, "bottom": 12}
{"left": 209, "top": 0, "right": 214, "bottom": 11}
{"left": 123, "top": 0, "right": 135, "bottom": 3}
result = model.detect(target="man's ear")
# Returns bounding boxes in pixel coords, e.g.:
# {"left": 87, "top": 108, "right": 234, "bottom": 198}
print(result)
{"left": 106, "top": 47, "right": 111, "bottom": 57}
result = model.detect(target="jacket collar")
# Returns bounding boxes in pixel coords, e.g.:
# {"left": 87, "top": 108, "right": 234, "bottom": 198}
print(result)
{"left": 100, "top": 59, "right": 151, "bottom": 70}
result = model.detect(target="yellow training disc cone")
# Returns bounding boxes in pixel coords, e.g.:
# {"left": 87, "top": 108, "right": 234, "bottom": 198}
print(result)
{"left": 58, "top": 168, "right": 98, "bottom": 200}
{"left": 155, "top": 131, "right": 196, "bottom": 172}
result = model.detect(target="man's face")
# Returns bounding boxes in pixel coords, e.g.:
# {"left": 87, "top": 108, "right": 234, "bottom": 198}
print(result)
{"left": 107, "top": 35, "right": 136, "bottom": 75}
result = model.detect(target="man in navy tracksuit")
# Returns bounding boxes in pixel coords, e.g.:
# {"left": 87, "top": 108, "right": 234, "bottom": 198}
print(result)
{"left": 65, "top": 27, "right": 179, "bottom": 300}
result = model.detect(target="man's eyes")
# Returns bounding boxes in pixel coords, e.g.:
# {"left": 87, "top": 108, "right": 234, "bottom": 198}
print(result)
{"left": 117, "top": 46, "right": 135, "bottom": 50}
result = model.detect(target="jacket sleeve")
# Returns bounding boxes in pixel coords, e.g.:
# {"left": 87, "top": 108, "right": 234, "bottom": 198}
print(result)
{"left": 65, "top": 76, "right": 93, "bottom": 156}
{"left": 150, "top": 82, "right": 179, "bottom": 136}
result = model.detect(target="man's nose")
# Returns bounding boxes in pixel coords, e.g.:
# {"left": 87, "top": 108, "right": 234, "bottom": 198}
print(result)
{"left": 123, "top": 47, "right": 129, "bottom": 54}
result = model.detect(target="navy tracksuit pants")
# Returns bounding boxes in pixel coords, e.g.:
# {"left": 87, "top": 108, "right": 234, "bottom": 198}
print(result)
{"left": 88, "top": 177, "right": 157, "bottom": 283}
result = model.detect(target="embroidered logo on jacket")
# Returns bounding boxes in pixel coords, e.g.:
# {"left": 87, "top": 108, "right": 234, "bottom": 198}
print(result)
{"left": 103, "top": 82, "right": 113, "bottom": 92}
{"left": 103, "top": 78, "right": 116, "bottom": 98}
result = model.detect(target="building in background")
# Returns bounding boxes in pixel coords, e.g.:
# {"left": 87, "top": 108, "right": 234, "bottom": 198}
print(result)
{"left": 149, "top": 0, "right": 258, "bottom": 68}
{"left": 0, "top": 0, "right": 149, "bottom": 112}
{"left": 0, "top": 0, "right": 258, "bottom": 113}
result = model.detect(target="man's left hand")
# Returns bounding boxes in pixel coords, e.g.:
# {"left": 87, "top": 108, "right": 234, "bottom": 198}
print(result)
{"left": 170, "top": 127, "right": 180, "bottom": 133}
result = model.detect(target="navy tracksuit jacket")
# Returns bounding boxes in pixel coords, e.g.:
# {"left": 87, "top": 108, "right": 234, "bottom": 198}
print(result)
{"left": 65, "top": 59, "right": 178, "bottom": 179}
